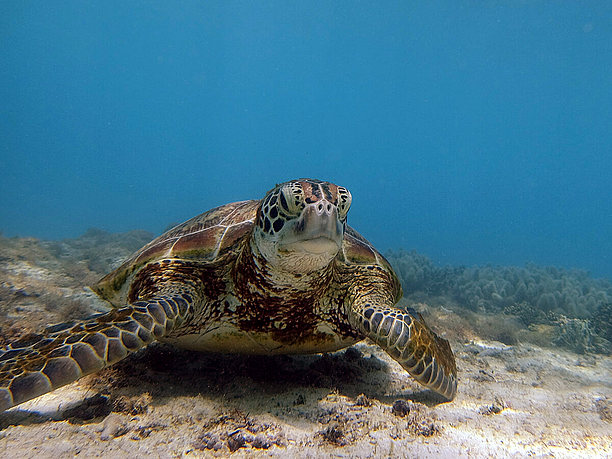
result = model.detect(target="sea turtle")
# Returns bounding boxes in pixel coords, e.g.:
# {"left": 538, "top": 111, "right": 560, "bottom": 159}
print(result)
{"left": 0, "top": 179, "right": 457, "bottom": 411}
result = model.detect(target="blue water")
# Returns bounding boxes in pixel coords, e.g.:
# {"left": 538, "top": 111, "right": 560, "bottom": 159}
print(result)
{"left": 1, "top": 2, "right": 611, "bottom": 278}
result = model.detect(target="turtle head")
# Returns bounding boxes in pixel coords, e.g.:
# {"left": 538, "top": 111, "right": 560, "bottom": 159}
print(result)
{"left": 253, "top": 179, "right": 352, "bottom": 273}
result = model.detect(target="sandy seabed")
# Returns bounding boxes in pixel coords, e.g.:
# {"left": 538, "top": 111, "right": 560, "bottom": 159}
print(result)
{"left": 1, "top": 338, "right": 610, "bottom": 458}
{"left": 0, "top": 234, "right": 610, "bottom": 458}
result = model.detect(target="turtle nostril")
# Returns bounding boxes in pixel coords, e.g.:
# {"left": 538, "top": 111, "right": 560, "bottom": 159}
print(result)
{"left": 314, "top": 201, "right": 334, "bottom": 216}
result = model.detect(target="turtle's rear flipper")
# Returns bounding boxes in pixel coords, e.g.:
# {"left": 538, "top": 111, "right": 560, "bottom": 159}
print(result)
{"left": 0, "top": 293, "right": 192, "bottom": 412}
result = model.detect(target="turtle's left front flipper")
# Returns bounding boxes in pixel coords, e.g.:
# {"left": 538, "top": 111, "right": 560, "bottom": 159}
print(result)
{"left": 348, "top": 298, "right": 457, "bottom": 400}
{"left": 0, "top": 292, "right": 192, "bottom": 412}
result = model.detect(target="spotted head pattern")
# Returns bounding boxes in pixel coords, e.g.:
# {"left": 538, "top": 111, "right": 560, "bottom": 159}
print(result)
{"left": 257, "top": 178, "right": 352, "bottom": 238}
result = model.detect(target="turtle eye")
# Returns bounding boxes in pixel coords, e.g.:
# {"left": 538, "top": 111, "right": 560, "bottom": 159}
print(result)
{"left": 279, "top": 183, "right": 304, "bottom": 216}
{"left": 336, "top": 187, "right": 352, "bottom": 219}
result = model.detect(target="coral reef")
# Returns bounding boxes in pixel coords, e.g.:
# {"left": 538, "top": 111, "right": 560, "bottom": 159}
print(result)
{"left": 386, "top": 250, "right": 612, "bottom": 354}
{"left": 387, "top": 251, "right": 611, "bottom": 319}
{"left": 385, "top": 249, "right": 461, "bottom": 296}
{"left": 503, "top": 302, "right": 560, "bottom": 326}
{"left": 590, "top": 303, "right": 612, "bottom": 343}
{"left": 552, "top": 316, "right": 598, "bottom": 354}
{"left": 451, "top": 264, "right": 610, "bottom": 318}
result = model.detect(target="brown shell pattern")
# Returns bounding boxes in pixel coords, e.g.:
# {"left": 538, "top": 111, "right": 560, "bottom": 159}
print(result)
{"left": 93, "top": 199, "right": 393, "bottom": 305}
{"left": 93, "top": 200, "right": 260, "bottom": 304}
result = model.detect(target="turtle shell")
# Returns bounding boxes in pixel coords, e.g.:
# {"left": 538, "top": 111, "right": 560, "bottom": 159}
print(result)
{"left": 92, "top": 198, "right": 397, "bottom": 306}
{"left": 341, "top": 227, "right": 393, "bottom": 268}
{"left": 93, "top": 200, "right": 260, "bottom": 305}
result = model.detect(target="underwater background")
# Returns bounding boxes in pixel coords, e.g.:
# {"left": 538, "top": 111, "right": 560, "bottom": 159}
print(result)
{"left": 1, "top": 2, "right": 611, "bottom": 278}
{"left": 1, "top": 4, "right": 611, "bottom": 455}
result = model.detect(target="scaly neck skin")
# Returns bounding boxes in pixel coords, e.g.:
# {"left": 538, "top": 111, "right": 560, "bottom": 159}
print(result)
{"left": 233, "top": 236, "right": 334, "bottom": 306}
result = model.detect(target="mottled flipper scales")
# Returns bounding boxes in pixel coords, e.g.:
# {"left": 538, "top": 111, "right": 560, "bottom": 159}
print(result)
{"left": 350, "top": 302, "right": 457, "bottom": 400}
{"left": 0, "top": 292, "right": 193, "bottom": 412}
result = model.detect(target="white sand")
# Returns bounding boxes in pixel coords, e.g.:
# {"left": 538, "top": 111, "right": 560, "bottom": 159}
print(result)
{"left": 1, "top": 338, "right": 610, "bottom": 458}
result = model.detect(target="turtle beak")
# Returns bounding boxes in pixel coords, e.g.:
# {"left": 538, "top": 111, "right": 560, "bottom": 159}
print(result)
{"left": 280, "top": 200, "right": 343, "bottom": 255}
{"left": 301, "top": 201, "right": 343, "bottom": 242}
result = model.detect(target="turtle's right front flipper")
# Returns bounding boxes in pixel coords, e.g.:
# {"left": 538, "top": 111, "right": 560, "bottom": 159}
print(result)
{"left": 0, "top": 292, "right": 192, "bottom": 412}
